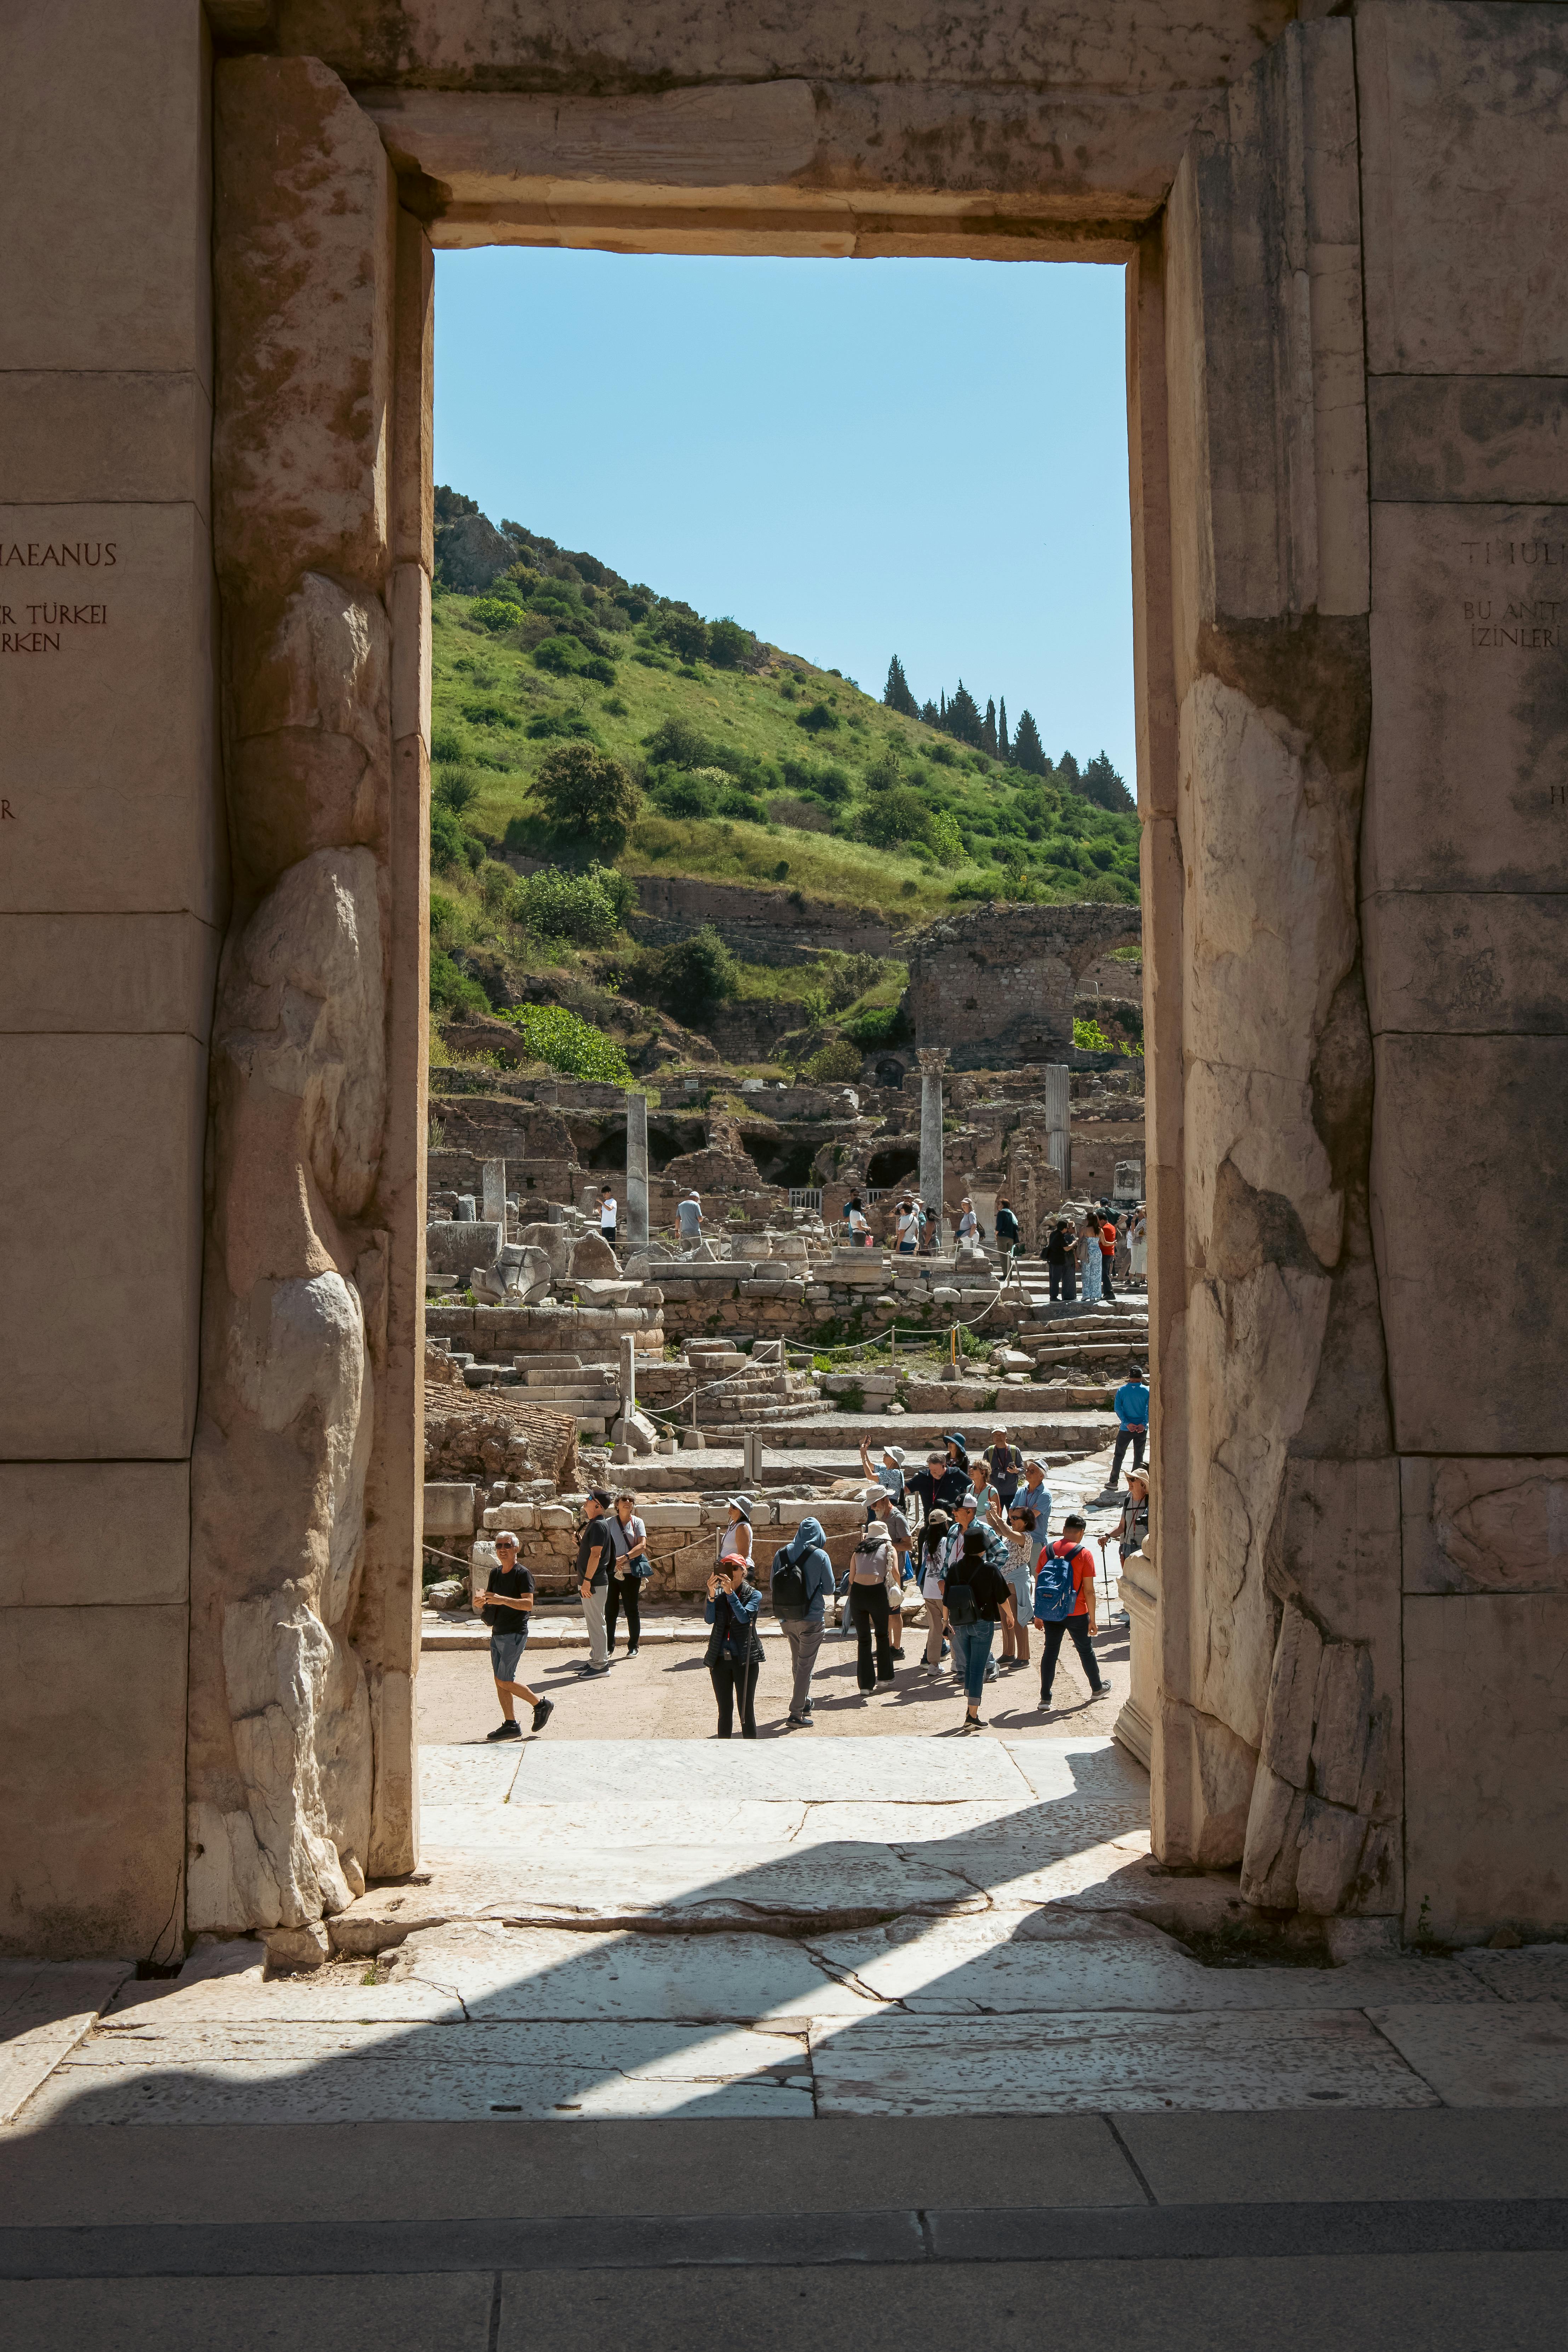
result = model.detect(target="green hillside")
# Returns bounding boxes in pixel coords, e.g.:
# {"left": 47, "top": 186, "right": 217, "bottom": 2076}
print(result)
{"left": 424, "top": 502, "right": 1140, "bottom": 1059}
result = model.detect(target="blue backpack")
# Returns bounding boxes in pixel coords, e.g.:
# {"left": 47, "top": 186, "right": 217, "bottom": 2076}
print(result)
{"left": 1033, "top": 1543, "right": 1082, "bottom": 1622}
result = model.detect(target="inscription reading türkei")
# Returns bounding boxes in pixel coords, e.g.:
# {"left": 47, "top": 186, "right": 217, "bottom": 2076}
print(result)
{"left": 2, "top": 603, "right": 109, "bottom": 655}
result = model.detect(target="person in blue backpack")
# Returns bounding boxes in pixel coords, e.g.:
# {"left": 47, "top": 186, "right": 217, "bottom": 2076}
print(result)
{"left": 770, "top": 1514, "right": 836, "bottom": 1730}
{"left": 1032, "top": 1513, "right": 1110, "bottom": 1708}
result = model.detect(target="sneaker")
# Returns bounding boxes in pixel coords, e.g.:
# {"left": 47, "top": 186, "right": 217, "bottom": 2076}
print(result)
{"left": 1040, "top": 1688, "right": 1054, "bottom": 1708}
{"left": 530, "top": 1698, "right": 555, "bottom": 1732}
{"left": 626, "top": 1645, "right": 640, "bottom": 1657}
{"left": 984, "top": 1660, "right": 998, "bottom": 1682}
{"left": 581, "top": 1663, "right": 610, "bottom": 1676}
{"left": 889, "top": 1647, "right": 905, "bottom": 1660}
{"left": 1091, "top": 1683, "right": 1109, "bottom": 1700}
{"left": 487, "top": 1719, "right": 522, "bottom": 1741}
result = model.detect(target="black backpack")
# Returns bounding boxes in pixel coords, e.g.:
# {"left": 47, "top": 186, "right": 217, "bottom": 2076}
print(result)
{"left": 770, "top": 1543, "right": 809, "bottom": 1617}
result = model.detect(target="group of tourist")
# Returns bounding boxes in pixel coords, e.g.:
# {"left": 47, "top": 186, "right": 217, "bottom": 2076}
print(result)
{"left": 1042, "top": 1204, "right": 1146, "bottom": 1301}
{"left": 471, "top": 1380, "right": 1152, "bottom": 1743}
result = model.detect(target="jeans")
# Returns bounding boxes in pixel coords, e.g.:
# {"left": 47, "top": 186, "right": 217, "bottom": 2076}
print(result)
{"left": 778, "top": 1617, "right": 824, "bottom": 1717}
{"left": 580, "top": 1585, "right": 608, "bottom": 1667}
{"left": 951, "top": 1618, "right": 996, "bottom": 1705}
{"left": 848, "top": 1581, "right": 894, "bottom": 1690}
{"left": 1111, "top": 1426, "right": 1147, "bottom": 1484}
{"left": 1039, "top": 1614, "right": 1105, "bottom": 1699}
{"left": 1048, "top": 1262, "right": 1075, "bottom": 1301}
{"left": 605, "top": 1574, "right": 642, "bottom": 1650}
{"left": 709, "top": 1653, "right": 760, "bottom": 1736}
{"left": 1102, "top": 1254, "right": 1117, "bottom": 1301}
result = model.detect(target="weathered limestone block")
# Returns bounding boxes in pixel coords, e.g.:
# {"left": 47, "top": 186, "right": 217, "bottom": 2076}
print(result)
{"left": 1293, "top": 1797, "right": 1369, "bottom": 1918}
{"left": 1309, "top": 1638, "right": 1374, "bottom": 1810}
{"left": 517, "top": 1221, "right": 572, "bottom": 1278}
{"left": 1239, "top": 1765, "right": 1307, "bottom": 1909}
{"left": 213, "top": 56, "right": 394, "bottom": 605}
{"left": 230, "top": 574, "right": 391, "bottom": 891}
{"left": 1258, "top": 1601, "right": 1322, "bottom": 1789}
{"left": 570, "top": 1231, "right": 619, "bottom": 1278}
{"left": 1402, "top": 1456, "right": 1568, "bottom": 1596}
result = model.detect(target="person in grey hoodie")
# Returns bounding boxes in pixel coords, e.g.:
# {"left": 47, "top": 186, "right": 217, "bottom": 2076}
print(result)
{"left": 772, "top": 1515, "right": 836, "bottom": 1729}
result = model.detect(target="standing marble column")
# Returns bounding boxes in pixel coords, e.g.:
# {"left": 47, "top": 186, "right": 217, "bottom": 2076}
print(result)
{"left": 1044, "top": 1062, "right": 1071, "bottom": 1191}
{"left": 625, "top": 1089, "right": 649, "bottom": 1248}
{"left": 917, "top": 1047, "right": 950, "bottom": 1233}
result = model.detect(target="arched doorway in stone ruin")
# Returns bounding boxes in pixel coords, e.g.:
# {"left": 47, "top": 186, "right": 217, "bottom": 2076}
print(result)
{"left": 176, "top": 13, "right": 1456, "bottom": 1966}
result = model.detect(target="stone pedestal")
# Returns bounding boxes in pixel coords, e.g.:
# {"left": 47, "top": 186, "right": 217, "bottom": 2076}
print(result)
{"left": 625, "top": 1089, "right": 649, "bottom": 1249}
{"left": 916, "top": 1046, "right": 949, "bottom": 1227}
{"left": 481, "top": 1158, "right": 506, "bottom": 1227}
{"left": 1114, "top": 1546, "right": 1158, "bottom": 1772}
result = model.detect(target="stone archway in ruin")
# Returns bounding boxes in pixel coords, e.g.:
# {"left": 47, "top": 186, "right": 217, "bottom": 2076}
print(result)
{"left": 11, "top": 5, "right": 1563, "bottom": 1962}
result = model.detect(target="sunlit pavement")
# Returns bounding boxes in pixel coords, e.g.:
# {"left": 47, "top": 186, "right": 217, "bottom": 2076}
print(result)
{"left": 5, "top": 1456, "right": 1565, "bottom": 2345}
{"left": 5, "top": 1733, "right": 1567, "bottom": 2352}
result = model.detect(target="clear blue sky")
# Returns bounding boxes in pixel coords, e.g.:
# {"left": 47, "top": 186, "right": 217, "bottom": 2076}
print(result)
{"left": 435, "top": 250, "right": 1135, "bottom": 782}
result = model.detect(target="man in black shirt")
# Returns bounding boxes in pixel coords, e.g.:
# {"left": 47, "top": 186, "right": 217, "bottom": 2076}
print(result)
{"left": 909, "top": 1450, "right": 971, "bottom": 1526}
{"left": 574, "top": 1490, "right": 615, "bottom": 1674}
{"left": 471, "top": 1531, "right": 553, "bottom": 1740}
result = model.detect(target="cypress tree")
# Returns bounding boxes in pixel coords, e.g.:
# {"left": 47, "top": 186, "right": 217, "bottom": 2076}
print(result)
{"left": 883, "top": 654, "right": 919, "bottom": 717}
{"left": 1012, "top": 708, "right": 1049, "bottom": 775}
{"left": 945, "top": 681, "right": 984, "bottom": 746}
{"left": 920, "top": 699, "right": 940, "bottom": 726}
{"left": 998, "top": 697, "right": 1010, "bottom": 760}
{"left": 982, "top": 698, "right": 998, "bottom": 757}
{"left": 1081, "top": 750, "right": 1135, "bottom": 814}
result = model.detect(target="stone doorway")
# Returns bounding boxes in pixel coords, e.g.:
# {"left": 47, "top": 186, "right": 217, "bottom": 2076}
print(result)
{"left": 11, "top": 6, "right": 1562, "bottom": 1966}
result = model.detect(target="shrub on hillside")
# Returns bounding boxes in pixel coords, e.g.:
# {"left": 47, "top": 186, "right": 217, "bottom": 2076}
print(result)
{"left": 533, "top": 742, "right": 640, "bottom": 852}
{"left": 796, "top": 701, "right": 840, "bottom": 733}
{"left": 469, "top": 596, "right": 523, "bottom": 632}
{"left": 534, "top": 634, "right": 615, "bottom": 686}
{"left": 659, "top": 613, "right": 710, "bottom": 663}
{"left": 859, "top": 785, "right": 931, "bottom": 851}
{"left": 780, "top": 758, "right": 850, "bottom": 805}
{"left": 649, "top": 772, "right": 717, "bottom": 819}
{"left": 430, "top": 800, "right": 482, "bottom": 874}
{"left": 844, "top": 1000, "right": 910, "bottom": 1048}
{"left": 434, "top": 765, "right": 480, "bottom": 814}
{"left": 526, "top": 710, "right": 597, "bottom": 742}
{"left": 804, "top": 1037, "right": 862, "bottom": 1083}
{"left": 706, "top": 616, "right": 756, "bottom": 668}
{"left": 509, "top": 864, "right": 625, "bottom": 947}
{"left": 630, "top": 924, "right": 738, "bottom": 1014}
{"left": 643, "top": 714, "right": 719, "bottom": 770}
{"left": 430, "top": 948, "right": 490, "bottom": 1015}
{"left": 502, "top": 1004, "right": 632, "bottom": 1083}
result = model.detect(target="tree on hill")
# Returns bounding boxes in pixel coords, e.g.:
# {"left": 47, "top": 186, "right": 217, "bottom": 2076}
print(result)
{"left": 883, "top": 654, "right": 920, "bottom": 716}
{"left": 919, "top": 699, "right": 940, "bottom": 726}
{"left": 434, "top": 485, "right": 478, "bottom": 524}
{"left": 1057, "top": 749, "right": 1082, "bottom": 789}
{"left": 982, "top": 698, "right": 998, "bottom": 757}
{"left": 533, "top": 742, "right": 640, "bottom": 854}
{"left": 998, "top": 696, "right": 1011, "bottom": 760}
{"left": 944, "top": 680, "right": 984, "bottom": 746}
{"left": 1079, "top": 750, "right": 1136, "bottom": 814}
{"left": 1012, "top": 709, "right": 1049, "bottom": 774}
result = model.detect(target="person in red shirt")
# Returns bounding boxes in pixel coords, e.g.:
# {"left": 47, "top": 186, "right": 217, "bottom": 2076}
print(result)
{"left": 1100, "top": 1214, "right": 1118, "bottom": 1303}
{"left": 1032, "top": 1512, "right": 1110, "bottom": 1708}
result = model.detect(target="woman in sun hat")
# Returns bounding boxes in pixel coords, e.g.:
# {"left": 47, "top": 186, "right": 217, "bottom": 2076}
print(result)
{"left": 717, "top": 1495, "right": 754, "bottom": 1567}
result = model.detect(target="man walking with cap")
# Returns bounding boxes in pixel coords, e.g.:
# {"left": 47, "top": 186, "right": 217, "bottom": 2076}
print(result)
{"left": 471, "top": 1532, "right": 554, "bottom": 1739}
{"left": 573, "top": 1490, "right": 615, "bottom": 1674}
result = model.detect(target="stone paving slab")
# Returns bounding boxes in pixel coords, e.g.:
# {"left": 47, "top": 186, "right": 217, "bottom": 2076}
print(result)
{"left": 418, "top": 1800, "right": 811, "bottom": 1850}
{"left": 808, "top": 2010, "right": 1442, "bottom": 2114}
{"left": 390, "top": 1922, "right": 874, "bottom": 2020}
{"left": 804, "top": 1912, "right": 1504, "bottom": 2016}
{"left": 0, "top": 1962, "right": 140, "bottom": 2129}
{"left": 504, "top": 1735, "right": 1036, "bottom": 1805}
{"left": 418, "top": 1747, "right": 526, "bottom": 1809}
{"left": 27, "top": 2021, "right": 813, "bottom": 2126}
{"left": 104, "top": 1960, "right": 465, "bottom": 2027}
{"left": 1461, "top": 1949, "right": 1568, "bottom": 2004}
{"left": 332, "top": 1844, "right": 986, "bottom": 1945}
{"left": 1369, "top": 2004, "right": 1568, "bottom": 2106}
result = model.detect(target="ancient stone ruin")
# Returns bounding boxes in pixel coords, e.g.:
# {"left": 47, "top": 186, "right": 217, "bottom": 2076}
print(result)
{"left": 4, "top": 2, "right": 1564, "bottom": 1971}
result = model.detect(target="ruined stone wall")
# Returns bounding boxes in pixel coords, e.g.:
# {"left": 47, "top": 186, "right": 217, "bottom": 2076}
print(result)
{"left": 626, "top": 875, "right": 897, "bottom": 965}
{"left": 906, "top": 903, "right": 1142, "bottom": 1068}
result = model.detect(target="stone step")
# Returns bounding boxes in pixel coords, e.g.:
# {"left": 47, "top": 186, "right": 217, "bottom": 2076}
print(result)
{"left": 1031, "top": 1343, "right": 1147, "bottom": 1366}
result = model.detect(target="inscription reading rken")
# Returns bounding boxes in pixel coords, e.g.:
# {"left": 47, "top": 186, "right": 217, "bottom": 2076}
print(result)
{"left": 2, "top": 602, "right": 109, "bottom": 656}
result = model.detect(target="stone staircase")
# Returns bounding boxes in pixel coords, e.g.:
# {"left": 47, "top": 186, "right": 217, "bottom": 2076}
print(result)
{"left": 1017, "top": 1305, "right": 1149, "bottom": 1377}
